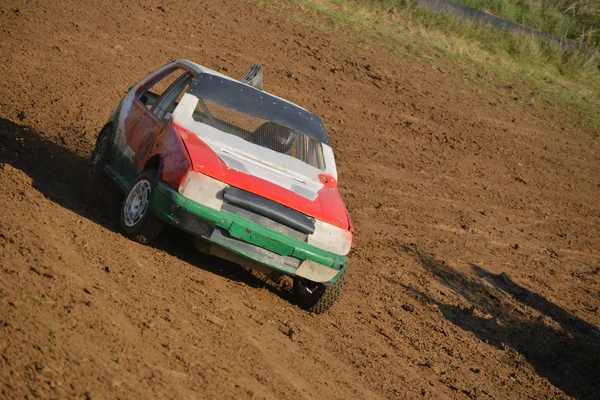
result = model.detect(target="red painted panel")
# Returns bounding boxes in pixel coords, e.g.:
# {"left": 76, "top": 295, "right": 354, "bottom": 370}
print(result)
{"left": 172, "top": 123, "right": 351, "bottom": 230}
{"left": 124, "top": 100, "right": 146, "bottom": 144}
{"left": 149, "top": 124, "right": 191, "bottom": 189}
{"left": 131, "top": 113, "right": 164, "bottom": 170}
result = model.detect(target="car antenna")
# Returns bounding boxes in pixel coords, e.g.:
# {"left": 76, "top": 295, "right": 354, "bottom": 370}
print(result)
{"left": 241, "top": 64, "right": 263, "bottom": 91}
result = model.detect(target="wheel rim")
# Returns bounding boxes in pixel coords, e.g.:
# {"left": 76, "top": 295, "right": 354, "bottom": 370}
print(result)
{"left": 123, "top": 179, "right": 151, "bottom": 228}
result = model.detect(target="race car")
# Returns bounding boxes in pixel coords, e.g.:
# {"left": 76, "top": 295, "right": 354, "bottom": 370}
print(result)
{"left": 89, "top": 60, "right": 353, "bottom": 313}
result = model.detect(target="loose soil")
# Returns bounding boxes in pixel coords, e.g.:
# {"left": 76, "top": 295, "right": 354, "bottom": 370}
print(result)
{"left": 1, "top": 0, "right": 599, "bottom": 399}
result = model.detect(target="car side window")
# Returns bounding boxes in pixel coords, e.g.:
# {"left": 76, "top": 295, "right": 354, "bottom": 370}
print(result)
{"left": 138, "top": 68, "right": 188, "bottom": 110}
{"left": 153, "top": 73, "right": 194, "bottom": 121}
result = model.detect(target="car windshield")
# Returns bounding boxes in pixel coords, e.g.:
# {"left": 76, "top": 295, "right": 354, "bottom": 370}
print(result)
{"left": 187, "top": 74, "right": 328, "bottom": 170}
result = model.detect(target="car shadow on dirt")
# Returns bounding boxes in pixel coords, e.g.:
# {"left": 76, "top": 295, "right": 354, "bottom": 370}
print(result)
{"left": 0, "top": 117, "right": 292, "bottom": 300}
{"left": 399, "top": 244, "right": 600, "bottom": 399}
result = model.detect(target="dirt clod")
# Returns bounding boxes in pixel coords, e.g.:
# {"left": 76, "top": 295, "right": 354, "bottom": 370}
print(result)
{"left": 286, "top": 328, "right": 296, "bottom": 341}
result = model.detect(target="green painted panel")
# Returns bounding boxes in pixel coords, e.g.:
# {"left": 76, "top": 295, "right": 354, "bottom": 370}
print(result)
{"left": 229, "top": 222, "right": 295, "bottom": 256}
{"left": 152, "top": 182, "right": 348, "bottom": 270}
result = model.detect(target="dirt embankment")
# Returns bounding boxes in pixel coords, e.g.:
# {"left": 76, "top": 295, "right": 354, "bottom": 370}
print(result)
{"left": 1, "top": 0, "right": 599, "bottom": 399}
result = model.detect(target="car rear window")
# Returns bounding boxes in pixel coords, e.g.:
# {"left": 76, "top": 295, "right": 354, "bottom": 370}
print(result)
{"left": 192, "top": 99, "right": 326, "bottom": 170}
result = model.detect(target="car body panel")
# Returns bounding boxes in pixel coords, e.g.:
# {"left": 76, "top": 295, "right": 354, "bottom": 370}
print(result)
{"left": 170, "top": 120, "right": 350, "bottom": 230}
{"left": 151, "top": 181, "right": 347, "bottom": 283}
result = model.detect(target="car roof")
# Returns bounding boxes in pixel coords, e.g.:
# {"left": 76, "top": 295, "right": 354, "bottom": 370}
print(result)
{"left": 186, "top": 72, "right": 329, "bottom": 145}
{"left": 174, "top": 59, "right": 230, "bottom": 79}
{"left": 172, "top": 59, "right": 311, "bottom": 113}
{"left": 173, "top": 59, "right": 330, "bottom": 146}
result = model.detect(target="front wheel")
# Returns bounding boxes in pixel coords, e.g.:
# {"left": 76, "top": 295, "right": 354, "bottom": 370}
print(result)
{"left": 119, "top": 170, "right": 163, "bottom": 244}
{"left": 293, "top": 269, "right": 347, "bottom": 314}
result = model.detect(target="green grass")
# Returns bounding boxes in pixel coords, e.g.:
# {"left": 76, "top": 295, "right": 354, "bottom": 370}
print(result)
{"left": 284, "top": 0, "right": 599, "bottom": 77}
{"left": 349, "top": 0, "right": 599, "bottom": 74}
{"left": 451, "top": 0, "right": 600, "bottom": 48}
{"left": 404, "top": 3, "right": 599, "bottom": 76}
{"left": 276, "top": 0, "right": 600, "bottom": 129}
{"left": 352, "top": 0, "right": 600, "bottom": 48}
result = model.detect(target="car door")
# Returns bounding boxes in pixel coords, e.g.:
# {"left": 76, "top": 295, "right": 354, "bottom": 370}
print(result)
{"left": 132, "top": 72, "right": 194, "bottom": 172}
{"left": 116, "top": 66, "right": 192, "bottom": 185}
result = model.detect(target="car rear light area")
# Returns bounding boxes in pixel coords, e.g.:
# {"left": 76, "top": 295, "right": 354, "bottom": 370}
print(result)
{"left": 308, "top": 219, "right": 353, "bottom": 256}
{"left": 178, "top": 170, "right": 227, "bottom": 210}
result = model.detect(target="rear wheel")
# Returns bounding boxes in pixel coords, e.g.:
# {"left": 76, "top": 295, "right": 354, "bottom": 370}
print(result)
{"left": 88, "top": 126, "right": 111, "bottom": 180}
{"left": 87, "top": 126, "right": 121, "bottom": 211}
{"left": 119, "top": 170, "right": 163, "bottom": 244}
{"left": 293, "top": 269, "right": 347, "bottom": 314}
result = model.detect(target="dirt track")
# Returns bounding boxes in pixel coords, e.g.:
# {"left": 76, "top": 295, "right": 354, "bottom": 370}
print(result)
{"left": 1, "top": 0, "right": 599, "bottom": 399}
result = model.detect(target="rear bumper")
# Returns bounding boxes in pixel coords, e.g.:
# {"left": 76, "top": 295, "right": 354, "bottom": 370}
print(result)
{"left": 151, "top": 181, "right": 347, "bottom": 283}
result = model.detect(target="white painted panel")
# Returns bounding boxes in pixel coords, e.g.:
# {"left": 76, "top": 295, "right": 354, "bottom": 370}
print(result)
{"left": 173, "top": 94, "right": 326, "bottom": 200}
{"left": 295, "top": 260, "right": 339, "bottom": 283}
{"left": 178, "top": 171, "right": 227, "bottom": 210}
{"left": 308, "top": 219, "right": 352, "bottom": 256}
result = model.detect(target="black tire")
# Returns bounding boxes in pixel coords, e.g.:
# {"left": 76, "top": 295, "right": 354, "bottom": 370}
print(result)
{"left": 88, "top": 125, "right": 112, "bottom": 181}
{"left": 119, "top": 170, "right": 163, "bottom": 244}
{"left": 293, "top": 269, "right": 347, "bottom": 314}
{"left": 86, "top": 126, "right": 120, "bottom": 211}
